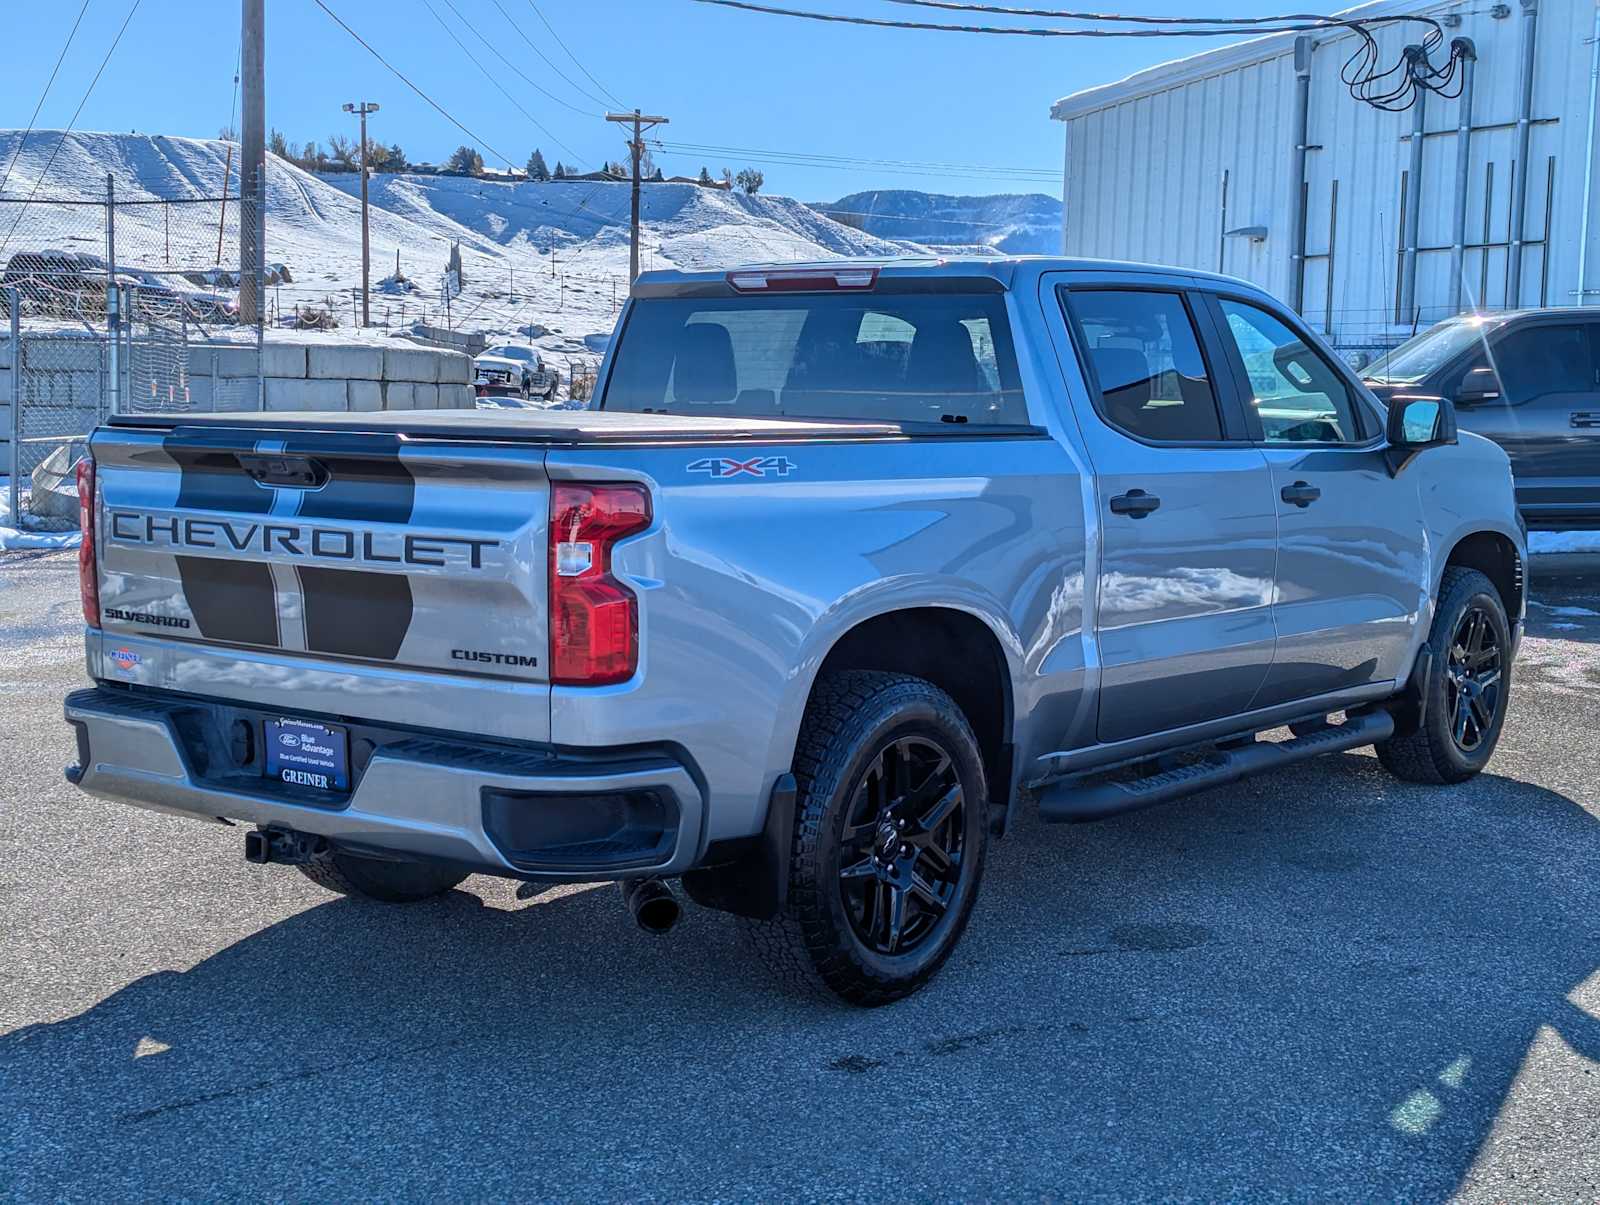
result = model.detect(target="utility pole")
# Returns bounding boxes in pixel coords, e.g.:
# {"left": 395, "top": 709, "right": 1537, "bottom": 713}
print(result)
{"left": 240, "top": 0, "right": 265, "bottom": 325}
{"left": 605, "top": 108, "right": 668, "bottom": 285}
{"left": 343, "top": 101, "right": 380, "bottom": 327}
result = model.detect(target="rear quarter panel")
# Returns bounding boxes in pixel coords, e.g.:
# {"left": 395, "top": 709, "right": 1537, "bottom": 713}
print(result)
{"left": 545, "top": 434, "right": 1088, "bottom": 842}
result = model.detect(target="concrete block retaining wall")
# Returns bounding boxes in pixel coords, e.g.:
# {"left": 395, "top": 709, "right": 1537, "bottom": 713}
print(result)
{"left": 1, "top": 336, "right": 475, "bottom": 475}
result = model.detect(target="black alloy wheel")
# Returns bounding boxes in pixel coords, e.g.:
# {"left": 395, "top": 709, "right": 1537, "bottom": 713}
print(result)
{"left": 1446, "top": 604, "right": 1503, "bottom": 752}
{"left": 837, "top": 735, "right": 967, "bottom": 957}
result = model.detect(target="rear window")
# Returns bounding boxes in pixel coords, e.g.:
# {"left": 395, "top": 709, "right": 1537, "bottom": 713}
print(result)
{"left": 600, "top": 291, "right": 1028, "bottom": 424}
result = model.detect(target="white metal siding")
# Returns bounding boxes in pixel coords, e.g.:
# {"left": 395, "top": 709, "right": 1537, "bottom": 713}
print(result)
{"left": 1059, "top": 0, "right": 1599, "bottom": 356}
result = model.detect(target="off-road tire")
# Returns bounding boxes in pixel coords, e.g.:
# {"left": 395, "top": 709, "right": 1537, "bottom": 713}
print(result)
{"left": 297, "top": 849, "right": 468, "bottom": 903}
{"left": 1376, "top": 566, "right": 1511, "bottom": 784}
{"left": 742, "top": 670, "right": 989, "bottom": 1007}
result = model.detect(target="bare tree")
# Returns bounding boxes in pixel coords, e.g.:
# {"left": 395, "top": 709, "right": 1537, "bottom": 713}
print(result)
{"left": 327, "top": 133, "right": 359, "bottom": 171}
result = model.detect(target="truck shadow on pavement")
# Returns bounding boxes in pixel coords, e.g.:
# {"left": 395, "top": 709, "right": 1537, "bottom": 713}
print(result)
{"left": 3, "top": 752, "right": 1598, "bottom": 1198}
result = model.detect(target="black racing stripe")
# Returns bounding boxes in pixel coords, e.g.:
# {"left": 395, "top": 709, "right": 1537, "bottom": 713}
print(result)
{"left": 165, "top": 433, "right": 275, "bottom": 514}
{"left": 286, "top": 435, "right": 416, "bottom": 525}
{"left": 175, "top": 556, "right": 280, "bottom": 646}
{"left": 298, "top": 567, "right": 414, "bottom": 661}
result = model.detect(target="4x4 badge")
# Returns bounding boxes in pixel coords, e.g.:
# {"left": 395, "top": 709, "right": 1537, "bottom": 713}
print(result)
{"left": 687, "top": 455, "right": 796, "bottom": 479}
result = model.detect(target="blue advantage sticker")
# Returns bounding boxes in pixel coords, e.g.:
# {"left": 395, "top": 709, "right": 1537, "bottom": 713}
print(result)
{"left": 264, "top": 718, "right": 350, "bottom": 792}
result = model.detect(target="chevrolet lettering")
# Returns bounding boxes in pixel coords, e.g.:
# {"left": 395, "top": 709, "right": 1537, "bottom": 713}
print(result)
{"left": 108, "top": 512, "right": 499, "bottom": 568}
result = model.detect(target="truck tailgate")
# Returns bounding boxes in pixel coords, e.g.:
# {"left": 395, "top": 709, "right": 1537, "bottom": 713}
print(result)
{"left": 89, "top": 423, "right": 552, "bottom": 743}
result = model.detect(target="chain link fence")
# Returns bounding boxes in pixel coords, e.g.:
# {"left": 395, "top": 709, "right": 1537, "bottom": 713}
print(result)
{"left": 2, "top": 180, "right": 264, "bottom": 532}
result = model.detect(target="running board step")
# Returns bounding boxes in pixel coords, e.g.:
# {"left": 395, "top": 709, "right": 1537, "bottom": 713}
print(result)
{"left": 1037, "top": 709, "right": 1396, "bottom": 824}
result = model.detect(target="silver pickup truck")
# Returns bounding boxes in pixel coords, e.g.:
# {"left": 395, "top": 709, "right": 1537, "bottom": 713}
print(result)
{"left": 65, "top": 258, "right": 1525, "bottom": 1005}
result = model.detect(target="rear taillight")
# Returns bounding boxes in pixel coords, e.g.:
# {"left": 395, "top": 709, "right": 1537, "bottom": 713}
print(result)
{"left": 549, "top": 483, "right": 651, "bottom": 685}
{"left": 77, "top": 457, "right": 100, "bottom": 626}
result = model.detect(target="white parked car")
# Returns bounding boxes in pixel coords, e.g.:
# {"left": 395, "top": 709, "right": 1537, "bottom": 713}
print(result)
{"left": 473, "top": 344, "right": 558, "bottom": 402}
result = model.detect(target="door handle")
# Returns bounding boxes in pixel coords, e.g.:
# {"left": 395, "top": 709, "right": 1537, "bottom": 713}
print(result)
{"left": 1281, "top": 481, "right": 1321, "bottom": 508}
{"left": 1572, "top": 411, "right": 1600, "bottom": 428}
{"left": 1109, "top": 489, "right": 1161, "bottom": 518}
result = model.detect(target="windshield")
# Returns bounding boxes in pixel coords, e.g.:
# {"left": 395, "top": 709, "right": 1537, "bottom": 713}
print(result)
{"left": 485, "top": 345, "right": 534, "bottom": 361}
{"left": 1364, "top": 315, "right": 1503, "bottom": 384}
{"left": 600, "top": 290, "right": 1027, "bottom": 424}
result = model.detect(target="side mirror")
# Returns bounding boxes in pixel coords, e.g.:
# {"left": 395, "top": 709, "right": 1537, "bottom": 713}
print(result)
{"left": 1452, "top": 364, "right": 1500, "bottom": 407}
{"left": 1385, "top": 395, "right": 1458, "bottom": 474}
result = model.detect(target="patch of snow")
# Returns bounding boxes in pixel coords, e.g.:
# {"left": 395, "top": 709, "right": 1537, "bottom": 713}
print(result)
{"left": 1532, "top": 603, "right": 1600, "bottom": 618}
{"left": 1529, "top": 530, "right": 1600, "bottom": 555}
{"left": 0, "top": 477, "right": 82, "bottom": 551}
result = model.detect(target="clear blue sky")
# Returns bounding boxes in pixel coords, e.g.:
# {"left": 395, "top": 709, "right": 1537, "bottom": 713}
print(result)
{"left": 0, "top": 0, "right": 1301, "bottom": 201}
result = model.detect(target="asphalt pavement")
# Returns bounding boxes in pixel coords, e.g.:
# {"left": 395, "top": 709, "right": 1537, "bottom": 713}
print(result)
{"left": 2, "top": 549, "right": 1597, "bottom": 1200}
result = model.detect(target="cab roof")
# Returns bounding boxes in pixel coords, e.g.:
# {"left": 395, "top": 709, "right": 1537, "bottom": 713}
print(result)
{"left": 633, "top": 256, "right": 1268, "bottom": 297}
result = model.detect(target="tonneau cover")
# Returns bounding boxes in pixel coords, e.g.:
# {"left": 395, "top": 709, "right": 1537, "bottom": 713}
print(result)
{"left": 105, "top": 408, "right": 1041, "bottom": 444}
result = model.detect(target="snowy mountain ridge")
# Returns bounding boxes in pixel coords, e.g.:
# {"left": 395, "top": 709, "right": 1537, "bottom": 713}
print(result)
{"left": 811, "top": 190, "right": 1062, "bottom": 256}
{"left": 0, "top": 129, "right": 917, "bottom": 365}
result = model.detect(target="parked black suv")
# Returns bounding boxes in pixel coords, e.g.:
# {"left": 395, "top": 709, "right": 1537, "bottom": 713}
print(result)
{"left": 1365, "top": 309, "right": 1600, "bottom": 530}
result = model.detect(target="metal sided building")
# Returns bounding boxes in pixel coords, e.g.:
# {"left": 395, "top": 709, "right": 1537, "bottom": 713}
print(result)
{"left": 1051, "top": 0, "right": 1600, "bottom": 360}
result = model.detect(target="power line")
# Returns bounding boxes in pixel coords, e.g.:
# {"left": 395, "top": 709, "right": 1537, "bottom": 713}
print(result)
{"left": 416, "top": 0, "right": 590, "bottom": 166}
{"left": 309, "top": 0, "right": 517, "bottom": 169}
{"left": 655, "top": 150, "right": 1054, "bottom": 185}
{"left": 0, "top": 0, "right": 142, "bottom": 259}
{"left": 482, "top": 0, "right": 614, "bottom": 111}
{"left": 689, "top": 0, "right": 1344, "bottom": 37}
{"left": 656, "top": 139, "right": 1056, "bottom": 180}
{"left": 688, "top": 0, "right": 1463, "bottom": 110}
{"left": 881, "top": 0, "right": 1422, "bottom": 31}
{"left": 526, "top": 0, "right": 629, "bottom": 109}
{"left": 434, "top": 0, "right": 602, "bottom": 121}
{"left": 0, "top": 0, "right": 93, "bottom": 200}
{"left": 810, "top": 206, "right": 1050, "bottom": 230}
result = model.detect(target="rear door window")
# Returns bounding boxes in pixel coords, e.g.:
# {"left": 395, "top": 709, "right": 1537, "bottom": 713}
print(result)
{"left": 1063, "top": 289, "right": 1224, "bottom": 443}
{"left": 601, "top": 290, "right": 1028, "bottom": 425}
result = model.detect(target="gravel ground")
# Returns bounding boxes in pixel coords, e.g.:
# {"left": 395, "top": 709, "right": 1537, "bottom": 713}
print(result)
{"left": 2, "top": 550, "right": 1597, "bottom": 1201}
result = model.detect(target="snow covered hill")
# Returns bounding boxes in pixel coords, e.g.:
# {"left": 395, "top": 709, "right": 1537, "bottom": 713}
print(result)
{"left": 811, "top": 190, "right": 1062, "bottom": 256}
{"left": 0, "top": 129, "right": 914, "bottom": 371}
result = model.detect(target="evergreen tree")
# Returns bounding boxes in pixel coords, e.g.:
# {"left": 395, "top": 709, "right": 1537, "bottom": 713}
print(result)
{"left": 447, "top": 145, "right": 485, "bottom": 176}
{"left": 651, "top": 167, "right": 664, "bottom": 181}
{"left": 553, "top": 161, "right": 567, "bottom": 179}
{"left": 385, "top": 143, "right": 408, "bottom": 172}
{"left": 697, "top": 165, "right": 713, "bottom": 186}
{"left": 526, "top": 148, "right": 550, "bottom": 181}
{"left": 268, "top": 129, "right": 291, "bottom": 160}
{"left": 735, "top": 167, "right": 764, "bottom": 195}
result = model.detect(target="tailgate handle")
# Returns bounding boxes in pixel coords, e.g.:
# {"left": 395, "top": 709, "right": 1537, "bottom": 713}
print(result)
{"left": 235, "top": 453, "right": 328, "bottom": 489}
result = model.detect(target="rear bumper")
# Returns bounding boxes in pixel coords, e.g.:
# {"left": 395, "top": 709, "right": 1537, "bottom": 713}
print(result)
{"left": 64, "top": 685, "right": 705, "bottom": 880}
